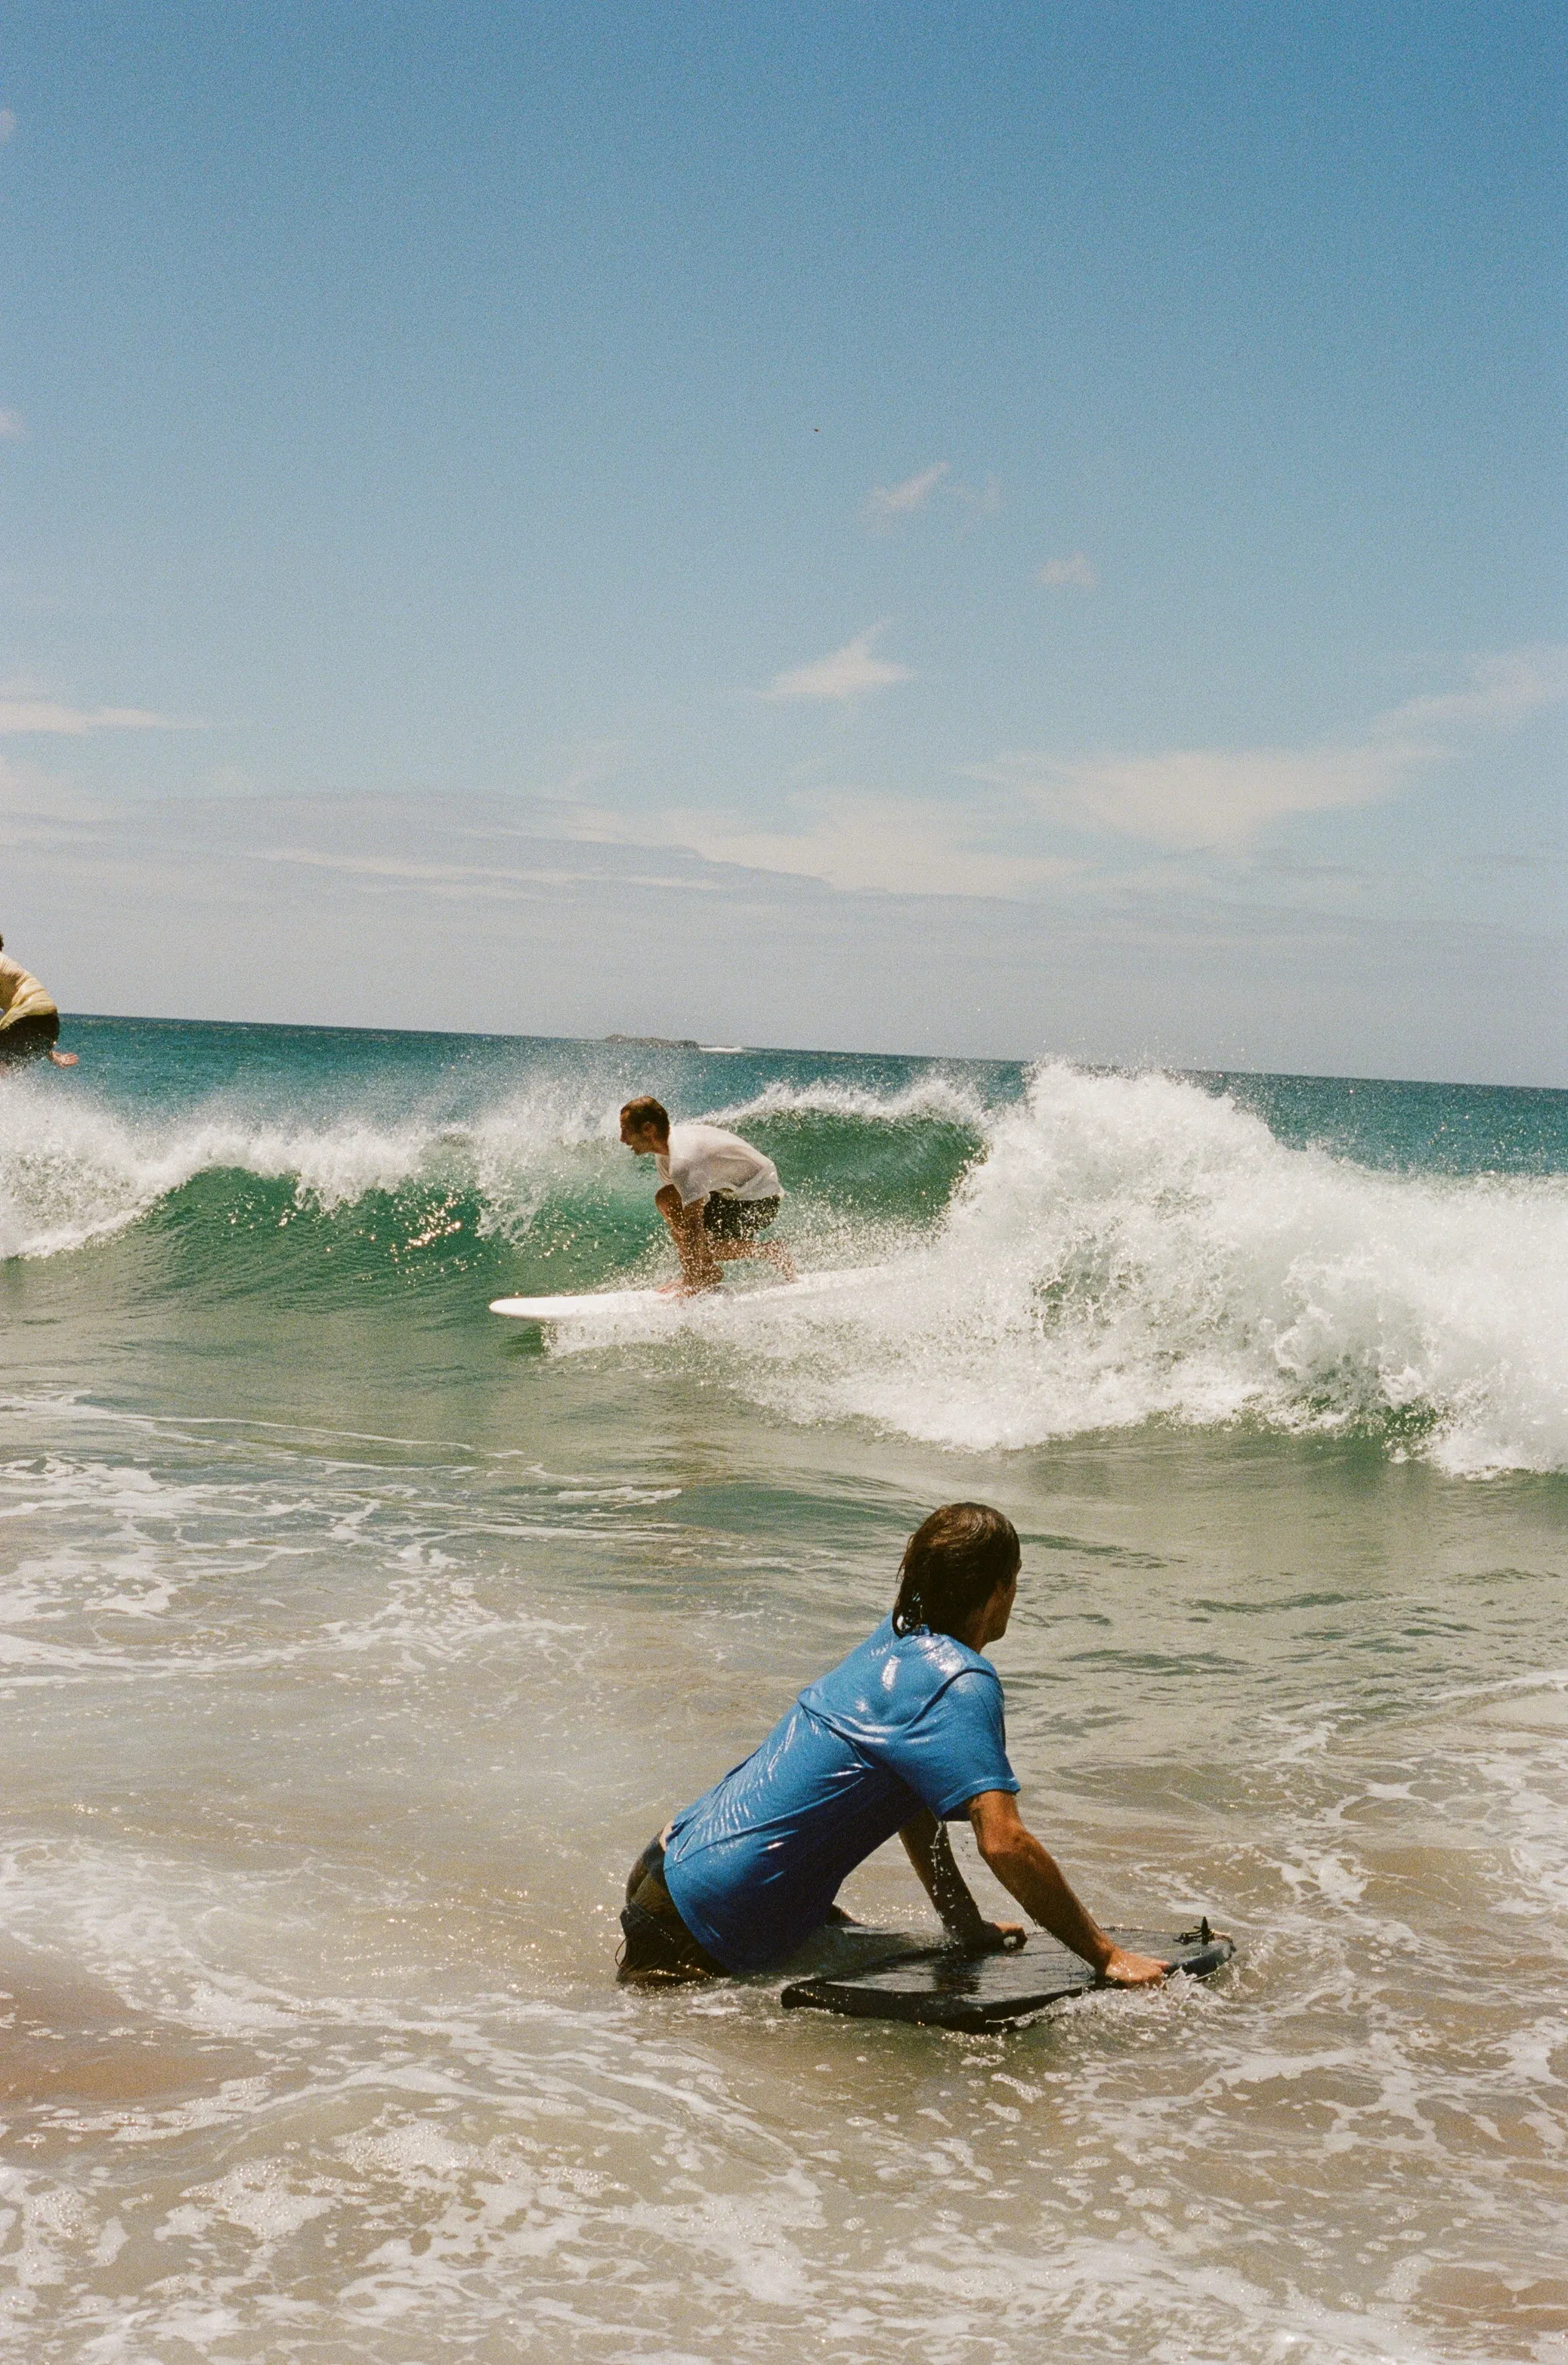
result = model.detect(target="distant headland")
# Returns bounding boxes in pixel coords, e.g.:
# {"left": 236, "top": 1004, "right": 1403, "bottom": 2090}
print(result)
{"left": 603, "top": 1033, "right": 701, "bottom": 1049}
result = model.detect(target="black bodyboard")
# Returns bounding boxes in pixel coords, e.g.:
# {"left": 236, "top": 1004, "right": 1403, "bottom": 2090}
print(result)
{"left": 780, "top": 1923, "right": 1233, "bottom": 2033}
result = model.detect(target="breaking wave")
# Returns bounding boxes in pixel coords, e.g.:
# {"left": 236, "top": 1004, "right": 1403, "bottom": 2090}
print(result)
{"left": 3, "top": 1055, "right": 1564, "bottom": 1474}
{"left": 694, "top": 1063, "right": 1568, "bottom": 1477}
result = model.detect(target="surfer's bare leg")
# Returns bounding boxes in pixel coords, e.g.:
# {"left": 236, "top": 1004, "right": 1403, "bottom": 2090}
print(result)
{"left": 654, "top": 1185, "right": 722, "bottom": 1294}
{"left": 709, "top": 1235, "right": 797, "bottom": 1281}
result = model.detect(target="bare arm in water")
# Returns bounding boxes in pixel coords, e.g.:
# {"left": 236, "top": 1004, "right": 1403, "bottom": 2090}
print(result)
{"left": 900, "top": 1807, "right": 1022, "bottom": 1949}
{"left": 902, "top": 1796, "right": 1170, "bottom": 1985}
{"left": 969, "top": 1790, "right": 1169, "bottom": 1983}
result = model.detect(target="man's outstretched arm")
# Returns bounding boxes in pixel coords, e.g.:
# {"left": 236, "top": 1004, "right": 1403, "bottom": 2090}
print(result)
{"left": 966, "top": 1790, "right": 1169, "bottom": 1986}
{"left": 898, "top": 1809, "right": 1022, "bottom": 1951}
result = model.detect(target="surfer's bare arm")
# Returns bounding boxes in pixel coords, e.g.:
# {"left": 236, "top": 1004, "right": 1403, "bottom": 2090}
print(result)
{"left": 654, "top": 1183, "right": 721, "bottom": 1293}
{"left": 899, "top": 1808, "right": 1023, "bottom": 1951}
{"left": 966, "top": 1791, "right": 1170, "bottom": 1986}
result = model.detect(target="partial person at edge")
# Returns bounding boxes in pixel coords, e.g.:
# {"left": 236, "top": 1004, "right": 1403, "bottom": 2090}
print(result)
{"left": 0, "top": 934, "right": 77, "bottom": 1069}
{"left": 619, "top": 1503, "right": 1175, "bottom": 1989}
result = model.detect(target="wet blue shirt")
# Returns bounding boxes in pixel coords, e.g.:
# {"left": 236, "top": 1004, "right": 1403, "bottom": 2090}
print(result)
{"left": 661, "top": 1617, "right": 1019, "bottom": 1974}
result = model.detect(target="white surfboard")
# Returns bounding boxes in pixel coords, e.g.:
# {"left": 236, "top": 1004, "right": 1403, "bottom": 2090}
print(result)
{"left": 490, "top": 1287, "right": 674, "bottom": 1322}
{"left": 490, "top": 1268, "right": 874, "bottom": 1326}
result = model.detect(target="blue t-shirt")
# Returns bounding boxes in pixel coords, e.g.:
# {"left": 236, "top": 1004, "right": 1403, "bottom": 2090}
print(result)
{"left": 661, "top": 1617, "right": 1019, "bottom": 1974}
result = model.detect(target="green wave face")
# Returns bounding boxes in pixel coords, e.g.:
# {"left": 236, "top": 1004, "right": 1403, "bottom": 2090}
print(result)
{"left": 149, "top": 1099, "right": 985, "bottom": 1309}
{"left": 6, "top": 1020, "right": 1568, "bottom": 1473}
{"left": 0, "top": 1026, "right": 995, "bottom": 1309}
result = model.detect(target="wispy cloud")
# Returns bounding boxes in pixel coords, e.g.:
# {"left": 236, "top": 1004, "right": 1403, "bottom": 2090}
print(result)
{"left": 1374, "top": 645, "right": 1568, "bottom": 737}
{"left": 759, "top": 625, "right": 914, "bottom": 703}
{"left": 969, "top": 643, "right": 1568, "bottom": 851}
{"left": 951, "top": 475, "right": 1002, "bottom": 532}
{"left": 585, "top": 790, "right": 1074, "bottom": 898}
{"left": 973, "top": 742, "right": 1417, "bottom": 850}
{"left": 1035, "top": 552, "right": 1097, "bottom": 590}
{"left": 861, "top": 462, "right": 1001, "bottom": 533}
{"left": 861, "top": 462, "right": 949, "bottom": 526}
{"left": 0, "top": 410, "right": 25, "bottom": 441}
{"left": 248, "top": 847, "right": 717, "bottom": 896}
{"left": 0, "top": 697, "right": 199, "bottom": 734}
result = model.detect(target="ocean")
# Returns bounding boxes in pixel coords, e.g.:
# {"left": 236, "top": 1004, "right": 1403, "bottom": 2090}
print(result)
{"left": 2, "top": 1017, "right": 1566, "bottom": 2363}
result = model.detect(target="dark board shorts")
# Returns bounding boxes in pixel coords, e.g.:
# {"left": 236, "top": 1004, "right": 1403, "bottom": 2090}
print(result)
{"left": 618, "top": 1834, "right": 723, "bottom": 1982}
{"left": 0, "top": 1012, "right": 60, "bottom": 1066}
{"left": 704, "top": 1192, "right": 781, "bottom": 1241}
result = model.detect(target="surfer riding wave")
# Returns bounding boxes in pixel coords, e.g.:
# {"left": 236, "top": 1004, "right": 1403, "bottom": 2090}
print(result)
{"left": 620, "top": 1095, "right": 796, "bottom": 1294}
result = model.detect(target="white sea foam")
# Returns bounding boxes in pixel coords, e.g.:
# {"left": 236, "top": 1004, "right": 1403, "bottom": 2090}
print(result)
{"left": 2, "top": 1370, "right": 1565, "bottom": 2358}
{"left": 648, "top": 1062, "right": 1568, "bottom": 1475}
{"left": 0, "top": 1064, "right": 980, "bottom": 1264}
{"left": 0, "top": 1073, "right": 623, "bottom": 1260}
{"left": 6, "top": 1061, "right": 1566, "bottom": 1472}
{"left": 710, "top": 1071, "right": 991, "bottom": 1128}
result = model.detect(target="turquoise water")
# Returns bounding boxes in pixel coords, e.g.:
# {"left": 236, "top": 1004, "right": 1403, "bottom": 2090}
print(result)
{"left": 2, "top": 1021, "right": 1566, "bottom": 2362}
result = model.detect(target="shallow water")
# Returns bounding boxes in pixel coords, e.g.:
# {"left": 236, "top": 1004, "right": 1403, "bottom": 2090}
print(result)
{"left": 2, "top": 1023, "right": 1566, "bottom": 2360}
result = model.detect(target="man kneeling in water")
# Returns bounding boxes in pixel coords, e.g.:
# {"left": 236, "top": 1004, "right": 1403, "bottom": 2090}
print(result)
{"left": 620, "top": 1504, "right": 1171, "bottom": 1989}
{"left": 619, "top": 1095, "right": 796, "bottom": 1295}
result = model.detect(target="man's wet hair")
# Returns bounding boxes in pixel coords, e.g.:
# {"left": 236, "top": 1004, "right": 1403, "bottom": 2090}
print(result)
{"left": 620, "top": 1096, "right": 670, "bottom": 1136}
{"left": 892, "top": 1503, "right": 1021, "bottom": 1640}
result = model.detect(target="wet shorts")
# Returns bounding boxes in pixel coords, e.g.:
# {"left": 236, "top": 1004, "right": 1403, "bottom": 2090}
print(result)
{"left": 702, "top": 1192, "right": 781, "bottom": 1243}
{"left": 617, "top": 1835, "right": 724, "bottom": 1983}
{"left": 0, "top": 1012, "right": 60, "bottom": 1066}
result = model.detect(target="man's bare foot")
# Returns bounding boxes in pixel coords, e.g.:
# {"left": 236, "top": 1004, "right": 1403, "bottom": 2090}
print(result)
{"left": 50, "top": 1050, "right": 79, "bottom": 1067}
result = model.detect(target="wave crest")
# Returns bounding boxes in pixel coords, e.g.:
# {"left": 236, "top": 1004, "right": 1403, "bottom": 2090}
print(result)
{"left": 704, "top": 1064, "right": 1568, "bottom": 1477}
{"left": 5, "top": 1058, "right": 1564, "bottom": 1473}
{"left": 0, "top": 1076, "right": 626, "bottom": 1263}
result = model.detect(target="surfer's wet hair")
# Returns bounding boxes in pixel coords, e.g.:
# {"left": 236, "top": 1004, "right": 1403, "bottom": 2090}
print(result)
{"left": 892, "top": 1504, "right": 1020, "bottom": 1640}
{"left": 620, "top": 1096, "right": 670, "bottom": 1137}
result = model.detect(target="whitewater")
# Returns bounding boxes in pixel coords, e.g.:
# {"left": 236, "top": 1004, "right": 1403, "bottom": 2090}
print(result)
{"left": 4, "top": 1034, "right": 1564, "bottom": 1475}
{"left": 2, "top": 1017, "right": 1566, "bottom": 2364}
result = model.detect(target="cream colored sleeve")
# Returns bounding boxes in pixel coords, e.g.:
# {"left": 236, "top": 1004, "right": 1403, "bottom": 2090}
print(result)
{"left": 0, "top": 954, "right": 57, "bottom": 1025}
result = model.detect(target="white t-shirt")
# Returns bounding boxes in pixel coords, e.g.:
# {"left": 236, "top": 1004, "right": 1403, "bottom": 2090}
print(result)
{"left": 0, "top": 951, "right": 56, "bottom": 1029}
{"left": 656, "top": 1122, "right": 782, "bottom": 1208}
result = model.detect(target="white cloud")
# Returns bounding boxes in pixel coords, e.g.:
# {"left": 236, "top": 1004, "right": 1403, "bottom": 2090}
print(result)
{"left": 953, "top": 474, "right": 1002, "bottom": 520}
{"left": 1374, "top": 645, "right": 1568, "bottom": 737}
{"left": 1035, "top": 552, "right": 1097, "bottom": 590}
{"left": 973, "top": 742, "right": 1419, "bottom": 850}
{"left": 760, "top": 625, "right": 914, "bottom": 703}
{"left": 0, "top": 410, "right": 24, "bottom": 441}
{"left": 969, "top": 643, "right": 1568, "bottom": 852}
{"left": 862, "top": 463, "right": 1000, "bottom": 533}
{"left": 861, "top": 462, "right": 948, "bottom": 525}
{"left": 590, "top": 790, "right": 1075, "bottom": 898}
{"left": 249, "top": 847, "right": 716, "bottom": 896}
{"left": 0, "top": 699, "right": 199, "bottom": 734}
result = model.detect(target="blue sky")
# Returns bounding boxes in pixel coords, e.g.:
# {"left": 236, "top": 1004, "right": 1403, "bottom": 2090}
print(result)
{"left": 2, "top": 2, "right": 1563, "bottom": 1079}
